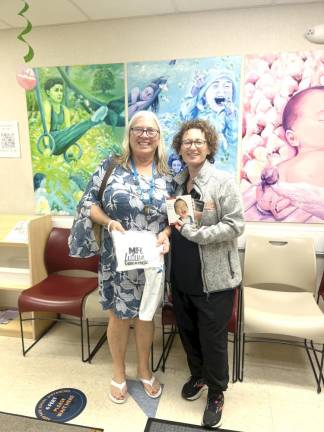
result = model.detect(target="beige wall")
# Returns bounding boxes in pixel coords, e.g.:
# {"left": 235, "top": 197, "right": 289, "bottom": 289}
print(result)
{"left": 0, "top": 2, "right": 324, "bottom": 253}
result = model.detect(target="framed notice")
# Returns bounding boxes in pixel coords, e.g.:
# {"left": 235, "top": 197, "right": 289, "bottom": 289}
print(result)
{"left": 0, "top": 121, "right": 20, "bottom": 158}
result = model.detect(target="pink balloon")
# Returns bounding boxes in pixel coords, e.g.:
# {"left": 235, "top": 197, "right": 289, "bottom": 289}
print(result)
{"left": 16, "top": 66, "right": 37, "bottom": 90}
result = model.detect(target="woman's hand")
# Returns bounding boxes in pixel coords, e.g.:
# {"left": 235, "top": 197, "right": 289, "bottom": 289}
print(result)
{"left": 157, "top": 231, "right": 170, "bottom": 254}
{"left": 107, "top": 220, "right": 125, "bottom": 233}
{"left": 174, "top": 219, "right": 184, "bottom": 232}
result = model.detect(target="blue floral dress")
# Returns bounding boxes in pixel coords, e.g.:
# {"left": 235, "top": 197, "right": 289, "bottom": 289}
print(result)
{"left": 69, "top": 157, "right": 174, "bottom": 319}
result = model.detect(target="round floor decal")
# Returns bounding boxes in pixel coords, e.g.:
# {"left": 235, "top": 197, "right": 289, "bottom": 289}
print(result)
{"left": 35, "top": 388, "right": 87, "bottom": 422}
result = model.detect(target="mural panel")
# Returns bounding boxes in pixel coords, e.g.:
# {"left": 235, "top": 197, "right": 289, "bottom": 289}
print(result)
{"left": 241, "top": 50, "right": 324, "bottom": 223}
{"left": 127, "top": 56, "right": 241, "bottom": 174}
{"left": 26, "top": 63, "right": 125, "bottom": 215}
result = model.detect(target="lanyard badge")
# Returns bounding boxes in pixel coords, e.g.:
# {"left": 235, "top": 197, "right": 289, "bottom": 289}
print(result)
{"left": 130, "top": 159, "right": 156, "bottom": 216}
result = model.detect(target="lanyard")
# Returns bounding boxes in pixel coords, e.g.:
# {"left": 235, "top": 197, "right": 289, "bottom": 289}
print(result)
{"left": 130, "top": 159, "right": 156, "bottom": 206}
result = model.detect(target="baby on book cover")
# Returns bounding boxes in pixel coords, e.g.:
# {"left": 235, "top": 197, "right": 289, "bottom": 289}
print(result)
{"left": 166, "top": 195, "right": 196, "bottom": 225}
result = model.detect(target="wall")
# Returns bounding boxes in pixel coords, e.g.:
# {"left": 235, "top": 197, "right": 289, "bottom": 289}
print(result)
{"left": 0, "top": 2, "right": 324, "bottom": 256}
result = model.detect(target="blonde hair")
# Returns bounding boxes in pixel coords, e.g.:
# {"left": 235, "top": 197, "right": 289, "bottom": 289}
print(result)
{"left": 118, "top": 110, "right": 169, "bottom": 175}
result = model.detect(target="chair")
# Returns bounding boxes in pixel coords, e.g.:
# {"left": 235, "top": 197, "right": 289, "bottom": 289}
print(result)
{"left": 151, "top": 283, "right": 243, "bottom": 383}
{"left": 240, "top": 235, "right": 324, "bottom": 392}
{"left": 18, "top": 227, "right": 107, "bottom": 362}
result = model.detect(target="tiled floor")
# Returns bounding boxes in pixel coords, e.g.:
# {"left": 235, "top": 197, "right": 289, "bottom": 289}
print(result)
{"left": 0, "top": 319, "right": 323, "bottom": 432}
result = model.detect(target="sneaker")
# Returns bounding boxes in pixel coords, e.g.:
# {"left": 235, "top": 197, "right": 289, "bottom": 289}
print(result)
{"left": 202, "top": 392, "right": 224, "bottom": 429}
{"left": 181, "top": 376, "right": 207, "bottom": 401}
{"left": 91, "top": 106, "right": 108, "bottom": 123}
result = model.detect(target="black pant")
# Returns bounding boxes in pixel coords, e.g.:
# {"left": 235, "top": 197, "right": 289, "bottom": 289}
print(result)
{"left": 172, "top": 287, "right": 235, "bottom": 394}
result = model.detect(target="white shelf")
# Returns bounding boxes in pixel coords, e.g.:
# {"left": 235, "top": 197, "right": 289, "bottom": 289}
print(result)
{"left": 0, "top": 267, "right": 31, "bottom": 291}
{"left": 0, "top": 267, "right": 31, "bottom": 290}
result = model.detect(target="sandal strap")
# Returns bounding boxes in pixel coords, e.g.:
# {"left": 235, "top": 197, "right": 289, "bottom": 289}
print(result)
{"left": 140, "top": 376, "right": 155, "bottom": 387}
{"left": 111, "top": 379, "right": 127, "bottom": 390}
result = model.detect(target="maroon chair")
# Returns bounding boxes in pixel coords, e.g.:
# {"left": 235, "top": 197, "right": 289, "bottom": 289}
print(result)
{"left": 151, "top": 285, "right": 242, "bottom": 382}
{"left": 18, "top": 227, "right": 101, "bottom": 362}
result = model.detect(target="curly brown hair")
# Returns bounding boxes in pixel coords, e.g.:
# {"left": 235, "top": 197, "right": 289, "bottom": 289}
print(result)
{"left": 172, "top": 119, "right": 219, "bottom": 163}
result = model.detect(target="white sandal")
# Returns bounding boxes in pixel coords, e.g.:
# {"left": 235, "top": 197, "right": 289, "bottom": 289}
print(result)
{"left": 140, "top": 376, "right": 162, "bottom": 399}
{"left": 109, "top": 379, "right": 128, "bottom": 404}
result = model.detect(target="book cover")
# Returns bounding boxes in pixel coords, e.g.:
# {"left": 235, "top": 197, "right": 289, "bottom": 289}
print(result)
{"left": 166, "top": 195, "right": 195, "bottom": 225}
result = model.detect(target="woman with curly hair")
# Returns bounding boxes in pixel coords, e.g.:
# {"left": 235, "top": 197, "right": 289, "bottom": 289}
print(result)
{"left": 171, "top": 118, "right": 244, "bottom": 428}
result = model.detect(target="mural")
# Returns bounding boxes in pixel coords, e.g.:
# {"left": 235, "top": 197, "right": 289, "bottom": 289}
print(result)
{"left": 127, "top": 56, "right": 241, "bottom": 174}
{"left": 26, "top": 63, "right": 125, "bottom": 215}
{"left": 25, "top": 51, "right": 324, "bottom": 223}
{"left": 241, "top": 50, "right": 324, "bottom": 223}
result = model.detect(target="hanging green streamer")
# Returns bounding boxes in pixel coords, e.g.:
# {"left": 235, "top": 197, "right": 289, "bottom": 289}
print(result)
{"left": 17, "top": 0, "right": 34, "bottom": 62}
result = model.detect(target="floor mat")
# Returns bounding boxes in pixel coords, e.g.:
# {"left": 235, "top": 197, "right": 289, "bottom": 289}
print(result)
{"left": 0, "top": 411, "right": 103, "bottom": 432}
{"left": 144, "top": 417, "right": 241, "bottom": 432}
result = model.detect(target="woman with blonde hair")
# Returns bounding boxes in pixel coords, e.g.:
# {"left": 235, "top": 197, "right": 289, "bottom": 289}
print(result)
{"left": 70, "top": 110, "right": 173, "bottom": 403}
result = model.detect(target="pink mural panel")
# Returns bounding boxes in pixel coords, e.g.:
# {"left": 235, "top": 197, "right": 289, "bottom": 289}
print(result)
{"left": 241, "top": 50, "right": 324, "bottom": 223}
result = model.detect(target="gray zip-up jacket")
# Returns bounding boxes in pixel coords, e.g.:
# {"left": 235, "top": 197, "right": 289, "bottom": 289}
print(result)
{"left": 174, "top": 159, "right": 245, "bottom": 293}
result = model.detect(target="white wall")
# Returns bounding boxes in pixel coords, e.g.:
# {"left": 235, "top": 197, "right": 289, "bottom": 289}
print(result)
{"left": 1, "top": 2, "right": 324, "bottom": 257}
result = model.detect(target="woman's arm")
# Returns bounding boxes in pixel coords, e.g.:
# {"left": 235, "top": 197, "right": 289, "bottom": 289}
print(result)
{"left": 179, "top": 178, "right": 245, "bottom": 245}
{"left": 43, "top": 100, "right": 52, "bottom": 132}
{"left": 90, "top": 204, "right": 125, "bottom": 233}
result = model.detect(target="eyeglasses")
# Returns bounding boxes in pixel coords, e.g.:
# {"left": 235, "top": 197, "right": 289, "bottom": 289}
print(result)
{"left": 181, "top": 139, "right": 207, "bottom": 148}
{"left": 131, "top": 127, "right": 160, "bottom": 138}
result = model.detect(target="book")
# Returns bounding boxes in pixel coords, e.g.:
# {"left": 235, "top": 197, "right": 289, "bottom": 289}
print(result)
{"left": 166, "top": 195, "right": 195, "bottom": 225}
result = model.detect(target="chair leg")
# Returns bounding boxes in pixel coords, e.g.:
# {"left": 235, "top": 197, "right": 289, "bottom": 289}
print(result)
{"left": 151, "top": 324, "right": 177, "bottom": 373}
{"left": 19, "top": 312, "right": 26, "bottom": 356}
{"left": 305, "top": 339, "right": 324, "bottom": 393}
{"left": 231, "top": 333, "right": 237, "bottom": 383}
{"left": 81, "top": 318, "right": 87, "bottom": 362}
{"left": 237, "top": 288, "right": 244, "bottom": 382}
{"left": 238, "top": 333, "right": 246, "bottom": 382}
{"left": 19, "top": 312, "right": 57, "bottom": 356}
{"left": 82, "top": 318, "right": 107, "bottom": 363}
{"left": 87, "top": 331, "right": 107, "bottom": 363}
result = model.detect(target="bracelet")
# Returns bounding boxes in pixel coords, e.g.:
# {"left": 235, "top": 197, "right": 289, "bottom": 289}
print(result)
{"left": 107, "top": 220, "right": 114, "bottom": 232}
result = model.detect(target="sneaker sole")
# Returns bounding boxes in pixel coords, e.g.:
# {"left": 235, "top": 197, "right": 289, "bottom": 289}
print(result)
{"left": 201, "top": 418, "right": 222, "bottom": 429}
{"left": 182, "top": 384, "right": 207, "bottom": 401}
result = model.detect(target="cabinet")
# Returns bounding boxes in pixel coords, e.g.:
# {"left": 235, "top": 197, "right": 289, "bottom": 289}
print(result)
{"left": 0, "top": 214, "right": 52, "bottom": 338}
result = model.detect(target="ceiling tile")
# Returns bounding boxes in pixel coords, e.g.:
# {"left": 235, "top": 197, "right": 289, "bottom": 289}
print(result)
{"left": 0, "top": 0, "right": 320, "bottom": 30}
{"left": 27, "top": 0, "right": 88, "bottom": 27}
{"left": 0, "top": 0, "right": 88, "bottom": 28}
{"left": 174, "top": 0, "right": 272, "bottom": 12}
{"left": 76, "top": 0, "right": 176, "bottom": 20}
{"left": 0, "top": 0, "right": 23, "bottom": 28}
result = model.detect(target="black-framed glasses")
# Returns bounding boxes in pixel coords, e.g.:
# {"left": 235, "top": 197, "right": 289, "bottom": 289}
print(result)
{"left": 181, "top": 139, "right": 207, "bottom": 148}
{"left": 131, "top": 127, "right": 160, "bottom": 138}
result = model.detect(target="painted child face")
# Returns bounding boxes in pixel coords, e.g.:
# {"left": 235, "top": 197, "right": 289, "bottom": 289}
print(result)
{"left": 174, "top": 200, "right": 189, "bottom": 218}
{"left": 47, "top": 84, "right": 64, "bottom": 104}
{"left": 291, "top": 90, "right": 324, "bottom": 151}
{"left": 205, "top": 77, "right": 233, "bottom": 111}
{"left": 171, "top": 159, "right": 182, "bottom": 173}
{"left": 141, "top": 86, "right": 154, "bottom": 101}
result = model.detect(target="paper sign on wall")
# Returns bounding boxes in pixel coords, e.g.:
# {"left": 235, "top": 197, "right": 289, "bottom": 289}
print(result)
{"left": 0, "top": 121, "right": 20, "bottom": 158}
